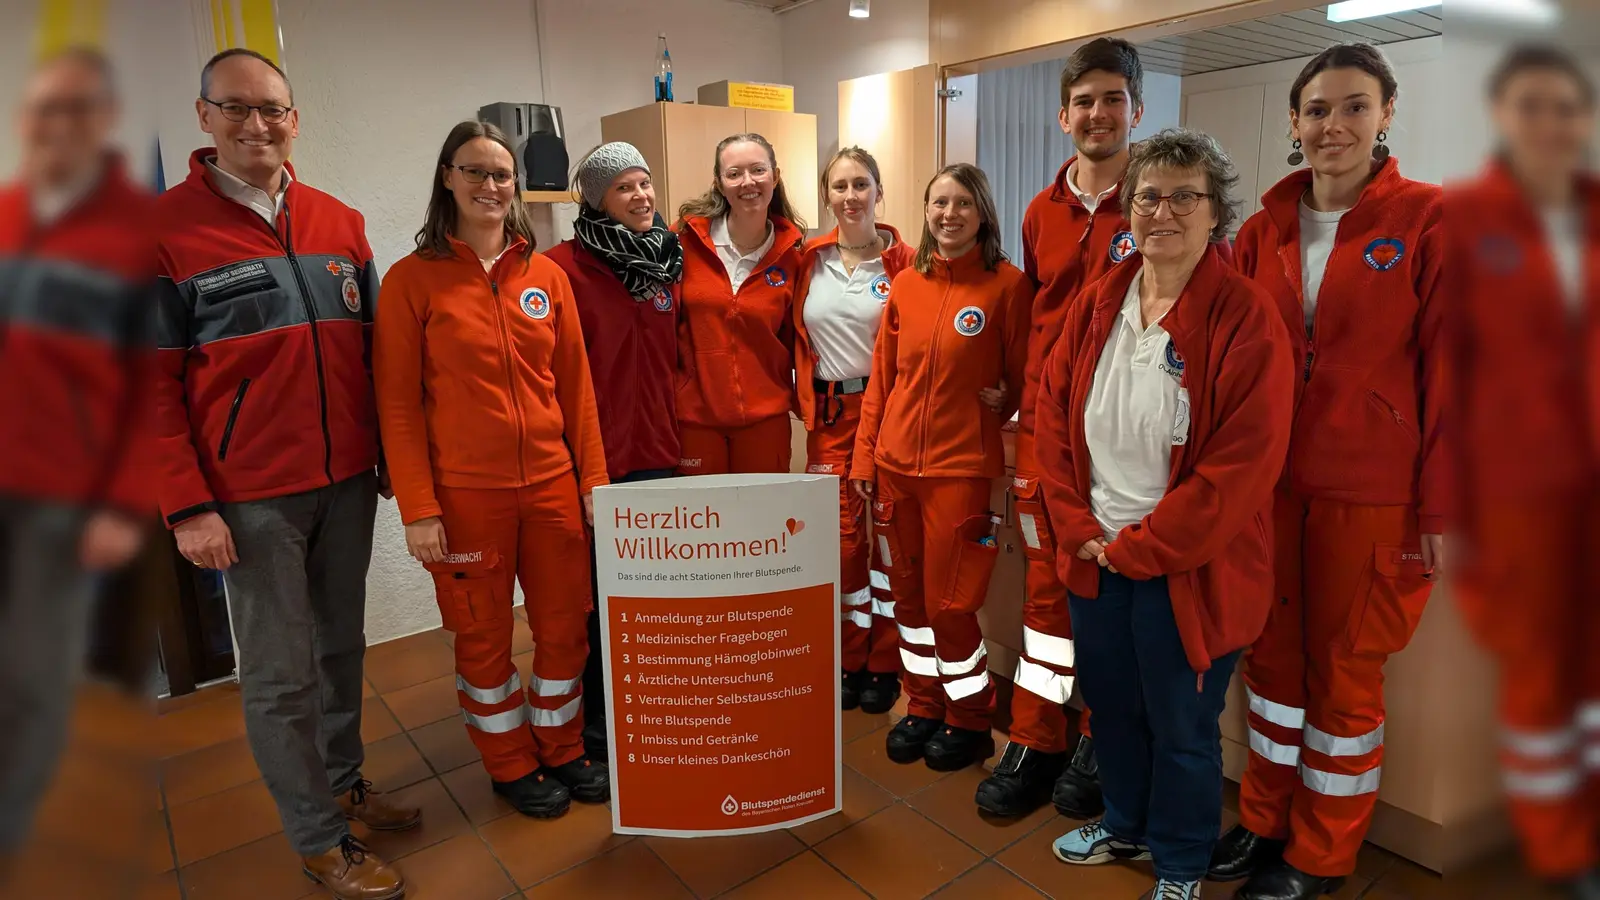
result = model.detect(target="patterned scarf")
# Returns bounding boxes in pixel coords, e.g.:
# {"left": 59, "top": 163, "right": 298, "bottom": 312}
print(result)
{"left": 572, "top": 204, "right": 683, "bottom": 301}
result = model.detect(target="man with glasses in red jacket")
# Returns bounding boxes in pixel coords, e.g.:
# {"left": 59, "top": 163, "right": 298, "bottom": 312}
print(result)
{"left": 153, "top": 48, "right": 417, "bottom": 900}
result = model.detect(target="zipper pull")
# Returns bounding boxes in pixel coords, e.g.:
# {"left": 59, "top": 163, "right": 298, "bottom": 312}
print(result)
{"left": 491, "top": 281, "right": 499, "bottom": 297}
{"left": 1391, "top": 409, "right": 1404, "bottom": 427}
{"left": 1302, "top": 349, "right": 1314, "bottom": 383}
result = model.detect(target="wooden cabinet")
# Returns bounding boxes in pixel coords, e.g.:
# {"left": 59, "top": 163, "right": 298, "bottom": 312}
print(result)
{"left": 600, "top": 102, "right": 819, "bottom": 228}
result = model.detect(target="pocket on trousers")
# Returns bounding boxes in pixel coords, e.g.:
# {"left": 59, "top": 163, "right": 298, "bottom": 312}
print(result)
{"left": 1011, "top": 479, "right": 1055, "bottom": 563}
{"left": 870, "top": 497, "right": 909, "bottom": 578}
{"left": 1345, "top": 543, "right": 1432, "bottom": 656}
{"left": 424, "top": 546, "right": 512, "bottom": 633}
{"left": 942, "top": 514, "right": 1000, "bottom": 615}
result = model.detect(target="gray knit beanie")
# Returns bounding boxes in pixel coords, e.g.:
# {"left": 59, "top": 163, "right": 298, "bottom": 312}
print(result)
{"left": 577, "top": 142, "right": 651, "bottom": 210}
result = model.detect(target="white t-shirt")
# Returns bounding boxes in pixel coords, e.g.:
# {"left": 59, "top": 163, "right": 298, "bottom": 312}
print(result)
{"left": 1299, "top": 197, "right": 1349, "bottom": 335}
{"left": 1084, "top": 276, "right": 1183, "bottom": 541}
{"left": 1065, "top": 162, "right": 1119, "bottom": 215}
{"left": 1542, "top": 205, "right": 1585, "bottom": 316}
{"left": 802, "top": 234, "right": 896, "bottom": 382}
{"left": 711, "top": 214, "right": 776, "bottom": 292}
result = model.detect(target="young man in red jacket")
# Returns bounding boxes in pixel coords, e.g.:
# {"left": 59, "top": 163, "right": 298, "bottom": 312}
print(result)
{"left": 0, "top": 46, "right": 155, "bottom": 858}
{"left": 153, "top": 49, "right": 416, "bottom": 900}
{"left": 976, "top": 37, "right": 1145, "bottom": 820}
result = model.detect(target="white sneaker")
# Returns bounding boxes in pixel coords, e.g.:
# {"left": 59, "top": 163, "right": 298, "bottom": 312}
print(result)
{"left": 1051, "top": 819, "right": 1152, "bottom": 865}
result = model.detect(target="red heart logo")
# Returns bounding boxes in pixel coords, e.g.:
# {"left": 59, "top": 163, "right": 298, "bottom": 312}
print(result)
{"left": 786, "top": 518, "right": 805, "bottom": 535}
{"left": 1371, "top": 246, "right": 1396, "bottom": 266}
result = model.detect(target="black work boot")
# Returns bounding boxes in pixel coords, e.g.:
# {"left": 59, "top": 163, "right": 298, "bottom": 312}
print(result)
{"left": 923, "top": 724, "right": 994, "bottom": 772}
{"left": 1237, "top": 861, "right": 1347, "bottom": 900}
{"left": 857, "top": 671, "right": 901, "bottom": 714}
{"left": 1209, "top": 823, "right": 1285, "bottom": 882}
{"left": 492, "top": 769, "right": 571, "bottom": 819}
{"left": 548, "top": 755, "right": 610, "bottom": 804}
{"left": 1052, "top": 734, "right": 1105, "bottom": 818}
{"left": 974, "top": 741, "right": 1067, "bottom": 817}
{"left": 885, "top": 714, "right": 942, "bottom": 763}
{"left": 841, "top": 669, "right": 862, "bottom": 711}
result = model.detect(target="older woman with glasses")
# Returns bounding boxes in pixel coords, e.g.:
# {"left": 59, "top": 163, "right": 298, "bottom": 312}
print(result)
{"left": 1034, "top": 128, "right": 1293, "bottom": 900}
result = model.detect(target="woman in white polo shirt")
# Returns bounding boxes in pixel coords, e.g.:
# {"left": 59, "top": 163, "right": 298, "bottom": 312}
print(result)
{"left": 792, "top": 147, "right": 915, "bottom": 714}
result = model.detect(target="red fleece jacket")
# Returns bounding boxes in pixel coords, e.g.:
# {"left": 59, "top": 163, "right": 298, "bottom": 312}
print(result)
{"left": 1036, "top": 246, "right": 1294, "bottom": 673}
{"left": 674, "top": 214, "right": 805, "bottom": 429}
{"left": 1233, "top": 157, "right": 1446, "bottom": 533}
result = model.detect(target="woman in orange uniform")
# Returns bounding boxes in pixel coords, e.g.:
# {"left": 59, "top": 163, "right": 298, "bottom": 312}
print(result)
{"left": 674, "top": 133, "right": 806, "bottom": 476}
{"left": 851, "top": 163, "right": 1031, "bottom": 772}
{"left": 793, "top": 146, "right": 914, "bottom": 715}
{"left": 672, "top": 131, "right": 806, "bottom": 477}
{"left": 1451, "top": 46, "right": 1599, "bottom": 899}
{"left": 375, "top": 121, "right": 610, "bottom": 821}
{"left": 1211, "top": 44, "right": 1445, "bottom": 900}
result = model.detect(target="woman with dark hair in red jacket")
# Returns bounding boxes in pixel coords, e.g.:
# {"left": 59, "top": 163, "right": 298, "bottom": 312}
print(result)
{"left": 793, "top": 146, "right": 915, "bottom": 715}
{"left": 545, "top": 141, "right": 684, "bottom": 760}
{"left": 1451, "top": 46, "right": 1599, "bottom": 899}
{"left": 1213, "top": 43, "right": 1445, "bottom": 900}
{"left": 674, "top": 133, "right": 805, "bottom": 476}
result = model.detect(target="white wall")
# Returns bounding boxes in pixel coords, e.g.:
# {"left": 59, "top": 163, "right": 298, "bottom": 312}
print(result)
{"left": 130, "top": 0, "right": 787, "bottom": 644}
{"left": 1179, "top": 36, "right": 1444, "bottom": 226}
{"left": 779, "top": 0, "right": 931, "bottom": 176}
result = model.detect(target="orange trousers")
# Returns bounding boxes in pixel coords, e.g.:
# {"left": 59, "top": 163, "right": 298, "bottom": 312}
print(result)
{"left": 1239, "top": 493, "right": 1433, "bottom": 878}
{"left": 874, "top": 472, "right": 999, "bottom": 732}
{"left": 807, "top": 393, "right": 897, "bottom": 674}
{"left": 1455, "top": 494, "right": 1600, "bottom": 880}
{"left": 428, "top": 475, "right": 591, "bottom": 783}
{"left": 1007, "top": 431, "right": 1091, "bottom": 755}
{"left": 677, "top": 415, "right": 793, "bottom": 476}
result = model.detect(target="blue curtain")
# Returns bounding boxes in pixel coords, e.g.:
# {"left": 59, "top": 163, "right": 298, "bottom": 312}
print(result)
{"left": 977, "top": 58, "right": 1076, "bottom": 264}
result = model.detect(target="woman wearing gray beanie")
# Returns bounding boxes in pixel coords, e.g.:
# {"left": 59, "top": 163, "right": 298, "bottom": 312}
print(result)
{"left": 545, "top": 142, "right": 685, "bottom": 759}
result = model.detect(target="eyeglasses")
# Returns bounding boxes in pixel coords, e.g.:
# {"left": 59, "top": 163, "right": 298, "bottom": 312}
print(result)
{"left": 1131, "top": 190, "right": 1212, "bottom": 217}
{"left": 448, "top": 165, "right": 517, "bottom": 187}
{"left": 202, "top": 97, "right": 293, "bottom": 124}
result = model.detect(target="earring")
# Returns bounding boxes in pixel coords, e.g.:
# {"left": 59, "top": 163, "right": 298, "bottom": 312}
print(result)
{"left": 1287, "top": 139, "right": 1304, "bottom": 167}
{"left": 1373, "top": 131, "right": 1390, "bottom": 161}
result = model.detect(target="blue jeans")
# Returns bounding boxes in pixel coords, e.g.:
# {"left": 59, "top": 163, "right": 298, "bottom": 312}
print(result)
{"left": 1070, "top": 570, "right": 1241, "bottom": 881}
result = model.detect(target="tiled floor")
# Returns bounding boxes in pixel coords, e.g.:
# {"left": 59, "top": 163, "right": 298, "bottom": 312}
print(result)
{"left": 12, "top": 622, "right": 1560, "bottom": 900}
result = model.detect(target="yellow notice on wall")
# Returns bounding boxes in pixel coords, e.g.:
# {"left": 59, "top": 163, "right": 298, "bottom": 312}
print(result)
{"left": 698, "top": 80, "right": 796, "bottom": 113}
{"left": 727, "top": 82, "right": 795, "bottom": 112}
{"left": 34, "top": 0, "right": 106, "bottom": 60}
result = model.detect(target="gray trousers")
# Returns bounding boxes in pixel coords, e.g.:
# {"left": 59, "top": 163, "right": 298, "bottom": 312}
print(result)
{"left": 0, "top": 496, "right": 94, "bottom": 852}
{"left": 220, "top": 471, "right": 376, "bottom": 856}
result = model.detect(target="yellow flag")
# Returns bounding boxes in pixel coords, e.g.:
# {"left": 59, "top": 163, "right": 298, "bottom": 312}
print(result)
{"left": 199, "top": 0, "right": 285, "bottom": 65}
{"left": 34, "top": 0, "right": 106, "bottom": 60}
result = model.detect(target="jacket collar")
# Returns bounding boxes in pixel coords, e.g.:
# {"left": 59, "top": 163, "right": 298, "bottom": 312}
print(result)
{"left": 3, "top": 152, "right": 133, "bottom": 234}
{"left": 927, "top": 244, "right": 990, "bottom": 279}
{"left": 1477, "top": 156, "right": 1600, "bottom": 214}
{"left": 443, "top": 232, "right": 530, "bottom": 268}
{"left": 1259, "top": 156, "right": 1401, "bottom": 235}
{"left": 187, "top": 146, "right": 299, "bottom": 206}
{"left": 682, "top": 212, "right": 803, "bottom": 263}
{"left": 1047, "top": 155, "right": 1125, "bottom": 210}
{"left": 1090, "top": 244, "right": 1230, "bottom": 342}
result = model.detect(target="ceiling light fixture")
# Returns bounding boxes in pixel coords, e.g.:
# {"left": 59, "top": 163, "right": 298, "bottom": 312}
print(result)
{"left": 849, "top": 0, "right": 870, "bottom": 19}
{"left": 1326, "top": 0, "right": 1441, "bottom": 23}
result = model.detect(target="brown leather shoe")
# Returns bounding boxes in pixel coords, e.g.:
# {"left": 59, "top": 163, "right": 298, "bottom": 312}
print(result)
{"left": 302, "top": 835, "right": 406, "bottom": 900}
{"left": 338, "top": 779, "right": 422, "bottom": 831}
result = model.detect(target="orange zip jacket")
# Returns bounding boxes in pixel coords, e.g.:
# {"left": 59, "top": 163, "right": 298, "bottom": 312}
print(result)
{"left": 1233, "top": 157, "right": 1446, "bottom": 532}
{"left": 850, "top": 250, "right": 1033, "bottom": 482}
{"left": 374, "top": 237, "right": 608, "bottom": 526}
{"left": 674, "top": 214, "right": 805, "bottom": 428}
{"left": 792, "top": 224, "right": 916, "bottom": 430}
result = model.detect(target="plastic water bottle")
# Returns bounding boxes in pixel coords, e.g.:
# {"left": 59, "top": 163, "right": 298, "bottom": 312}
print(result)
{"left": 654, "top": 34, "right": 674, "bottom": 102}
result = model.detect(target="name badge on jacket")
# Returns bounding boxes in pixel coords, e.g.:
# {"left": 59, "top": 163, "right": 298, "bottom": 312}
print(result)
{"left": 1172, "top": 387, "right": 1191, "bottom": 446}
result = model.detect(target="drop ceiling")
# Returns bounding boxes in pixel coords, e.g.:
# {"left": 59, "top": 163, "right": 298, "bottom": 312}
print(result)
{"left": 1136, "top": 5, "right": 1442, "bottom": 77}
